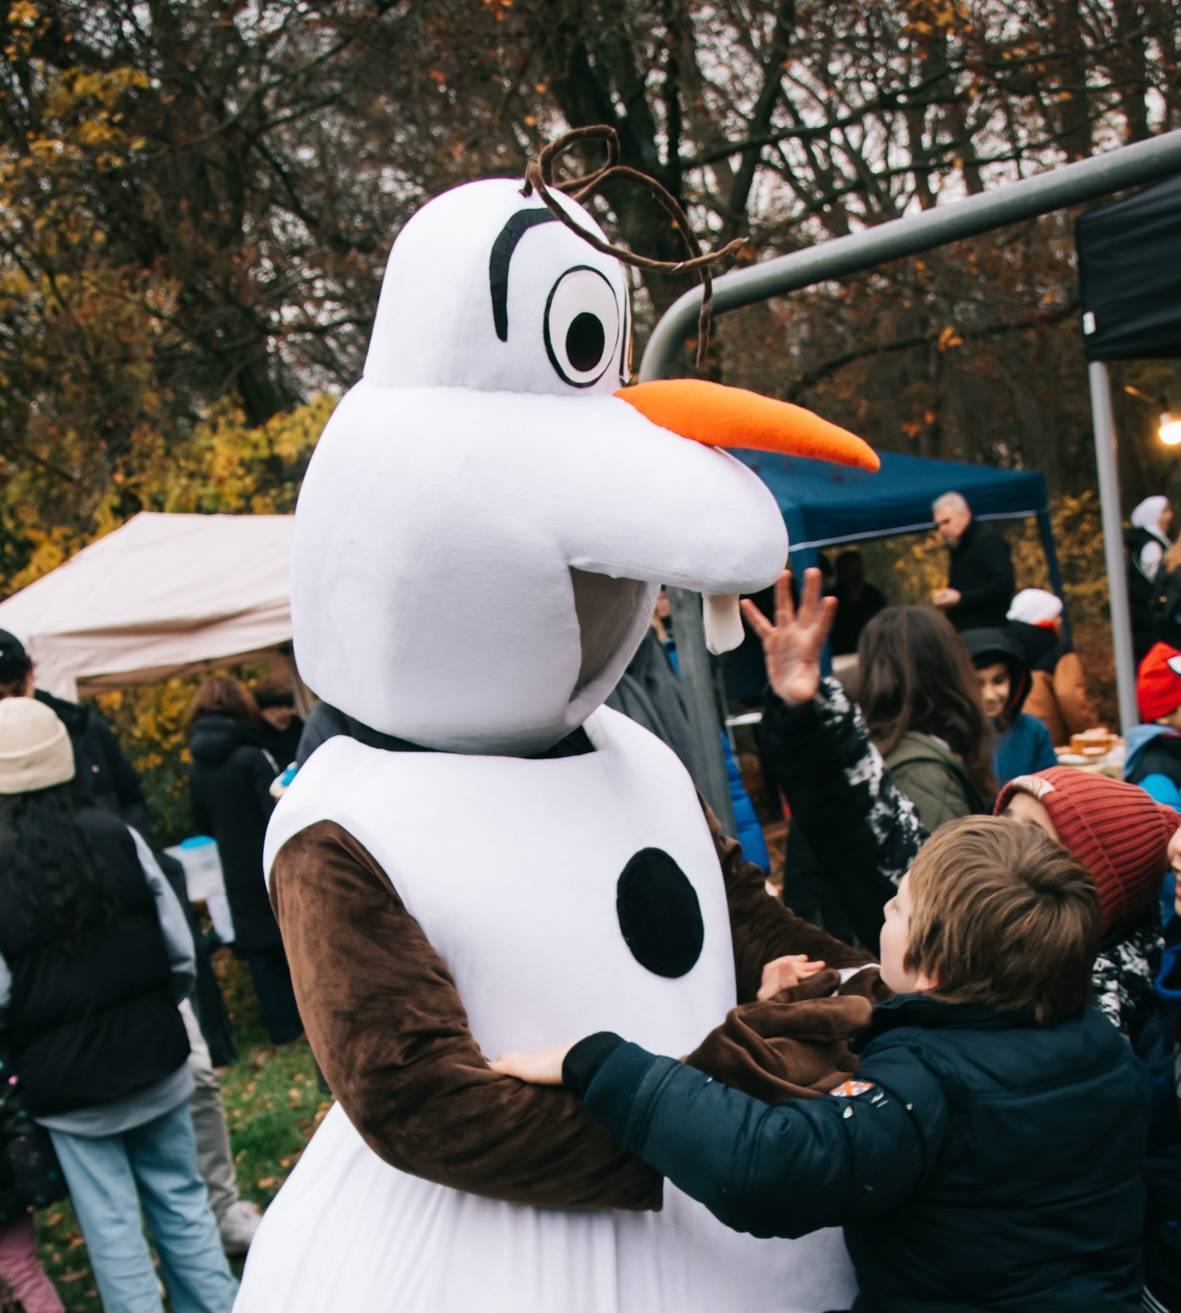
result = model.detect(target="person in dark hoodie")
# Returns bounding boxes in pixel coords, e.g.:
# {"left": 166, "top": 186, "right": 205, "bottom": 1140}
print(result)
{"left": 963, "top": 627, "right": 1056, "bottom": 787}
{"left": 187, "top": 677, "right": 302, "bottom": 1045}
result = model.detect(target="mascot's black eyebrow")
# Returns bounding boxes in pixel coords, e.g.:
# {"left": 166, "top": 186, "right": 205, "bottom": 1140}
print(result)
{"left": 489, "top": 208, "right": 558, "bottom": 341}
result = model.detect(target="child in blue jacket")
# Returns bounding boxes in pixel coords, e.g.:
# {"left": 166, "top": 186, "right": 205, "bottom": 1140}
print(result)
{"left": 963, "top": 627, "right": 1056, "bottom": 787}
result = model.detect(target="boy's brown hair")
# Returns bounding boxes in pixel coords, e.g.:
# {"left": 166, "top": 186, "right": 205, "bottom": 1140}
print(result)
{"left": 904, "top": 816, "right": 1100, "bottom": 1025}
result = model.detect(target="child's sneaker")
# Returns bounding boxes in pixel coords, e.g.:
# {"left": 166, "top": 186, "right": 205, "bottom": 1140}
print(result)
{"left": 220, "top": 1199, "right": 263, "bottom": 1256}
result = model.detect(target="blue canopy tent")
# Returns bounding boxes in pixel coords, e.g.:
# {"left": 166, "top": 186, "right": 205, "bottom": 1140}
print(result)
{"left": 723, "top": 449, "right": 1068, "bottom": 700}
{"left": 735, "top": 448, "right": 1054, "bottom": 567}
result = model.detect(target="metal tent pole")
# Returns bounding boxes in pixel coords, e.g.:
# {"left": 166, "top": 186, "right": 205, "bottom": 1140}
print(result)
{"left": 667, "top": 586, "right": 736, "bottom": 833}
{"left": 1088, "top": 362, "right": 1139, "bottom": 733}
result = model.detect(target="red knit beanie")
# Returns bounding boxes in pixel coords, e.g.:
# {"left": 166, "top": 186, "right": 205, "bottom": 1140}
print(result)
{"left": 995, "top": 767, "right": 1180, "bottom": 934}
{"left": 1138, "top": 642, "right": 1181, "bottom": 722}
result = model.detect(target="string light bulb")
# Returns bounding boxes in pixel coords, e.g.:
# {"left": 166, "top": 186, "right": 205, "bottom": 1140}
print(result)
{"left": 1160, "top": 411, "right": 1181, "bottom": 447}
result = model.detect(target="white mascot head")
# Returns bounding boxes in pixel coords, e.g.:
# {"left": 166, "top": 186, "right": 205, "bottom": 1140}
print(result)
{"left": 292, "top": 134, "right": 877, "bottom": 754}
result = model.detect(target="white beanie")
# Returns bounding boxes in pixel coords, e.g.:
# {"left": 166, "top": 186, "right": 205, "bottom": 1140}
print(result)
{"left": 1007, "top": 588, "right": 1063, "bottom": 627}
{"left": 0, "top": 698, "right": 75, "bottom": 794}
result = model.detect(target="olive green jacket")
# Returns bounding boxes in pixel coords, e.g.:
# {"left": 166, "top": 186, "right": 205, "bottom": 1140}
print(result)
{"left": 882, "top": 731, "right": 988, "bottom": 832}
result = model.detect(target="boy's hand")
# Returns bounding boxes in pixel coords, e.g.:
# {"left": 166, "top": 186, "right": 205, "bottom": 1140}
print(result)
{"left": 740, "top": 569, "right": 835, "bottom": 708}
{"left": 757, "top": 954, "right": 827, "bottom": 1001}
{"left": 490, "top": 1042, "right": 574, "bottom": 1086}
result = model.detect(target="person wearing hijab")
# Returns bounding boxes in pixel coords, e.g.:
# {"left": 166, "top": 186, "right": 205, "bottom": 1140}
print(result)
{"left": 1132, "top": 496, "right": 1174, "bottom": 577}
{"left": 1129, "top": 495, "right": 1174, "bottom": 661}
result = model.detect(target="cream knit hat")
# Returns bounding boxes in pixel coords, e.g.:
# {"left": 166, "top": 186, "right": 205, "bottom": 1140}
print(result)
{"left": 0, "top": 697, "right": 75, "bottom": 794}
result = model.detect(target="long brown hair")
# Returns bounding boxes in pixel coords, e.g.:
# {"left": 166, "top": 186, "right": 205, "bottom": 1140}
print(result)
{"left": 857, "top": 605, "right": 995, "bottom": 802}
{"left": 186, "top": 676, "right": 262, "bottom": 730}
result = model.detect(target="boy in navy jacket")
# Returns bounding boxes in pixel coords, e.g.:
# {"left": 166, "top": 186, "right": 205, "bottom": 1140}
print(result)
{"left": 495, "top": 816, "right": 1149, "bottom": 1312}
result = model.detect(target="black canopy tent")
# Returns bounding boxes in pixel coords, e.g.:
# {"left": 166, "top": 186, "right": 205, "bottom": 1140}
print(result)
{"left": 1076, "top": 173, "right": 1181, "bottom": 729}
{"left": 1077, "top": 173, "right": 1181, "bottom": 362}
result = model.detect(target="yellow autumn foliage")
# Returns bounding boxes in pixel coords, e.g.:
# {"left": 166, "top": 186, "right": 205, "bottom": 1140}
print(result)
{"left": 4, "top": 396, "right": 336, "bottom": 841}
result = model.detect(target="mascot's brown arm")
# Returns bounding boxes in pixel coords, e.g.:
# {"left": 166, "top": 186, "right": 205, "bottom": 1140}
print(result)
{"left": 270, "top": 819, "right": 661, "bottom": 1210}
{"left": 700, "top": 799, "right": 874, "bottom": 1002}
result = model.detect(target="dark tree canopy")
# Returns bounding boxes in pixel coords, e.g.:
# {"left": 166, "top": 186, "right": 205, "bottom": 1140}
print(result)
{"left": 1, "top": 0, "right": 1178, "bottom": 586}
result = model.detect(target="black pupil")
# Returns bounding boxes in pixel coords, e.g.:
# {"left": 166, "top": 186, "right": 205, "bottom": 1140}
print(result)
{"left": 566, "top": 313, "right": 605, "bottom": 372}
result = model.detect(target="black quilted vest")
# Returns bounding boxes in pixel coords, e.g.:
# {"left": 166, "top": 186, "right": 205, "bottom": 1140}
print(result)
{"left": 0, "top": 807, "right": 189, "bottom": 1115}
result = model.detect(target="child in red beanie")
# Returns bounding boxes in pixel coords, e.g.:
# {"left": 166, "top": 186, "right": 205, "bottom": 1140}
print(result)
{"left": 1128, "top": 641, "right": 1181, "bottom": 814}
{"left": 997, "top": 768, "right": 1180, "bottom": 1037}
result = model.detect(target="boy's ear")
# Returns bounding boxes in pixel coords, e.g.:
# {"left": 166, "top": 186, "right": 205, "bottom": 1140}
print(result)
{"left": 914, "top": 968, "right": 940, "bottom": 993}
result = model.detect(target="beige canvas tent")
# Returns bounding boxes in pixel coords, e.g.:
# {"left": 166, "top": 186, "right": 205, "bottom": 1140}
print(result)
{"left": 0, "top": 512, "right": 298, "bottom": 700}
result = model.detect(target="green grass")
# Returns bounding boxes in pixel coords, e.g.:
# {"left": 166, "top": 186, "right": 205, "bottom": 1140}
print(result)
{"left": 29, "top": 952, "right": 328, "bottom": 1312}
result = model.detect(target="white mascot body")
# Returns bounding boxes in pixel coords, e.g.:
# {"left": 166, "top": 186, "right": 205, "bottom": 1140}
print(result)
{"left": 235, "top": 175, "right": 876, "bottom": 1312}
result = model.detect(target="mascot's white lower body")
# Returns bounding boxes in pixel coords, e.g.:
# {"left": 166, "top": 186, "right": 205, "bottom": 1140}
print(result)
{"left": 235, "top": 1103, "right": 853, "bottom": 1311}
{"left": 234, "top": 713, "right": 857, "bottom": 1312}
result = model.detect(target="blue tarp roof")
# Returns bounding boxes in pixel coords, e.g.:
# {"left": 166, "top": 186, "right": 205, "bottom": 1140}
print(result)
{"left": 734, "top": 449, "right": 1048, "bottom": 554}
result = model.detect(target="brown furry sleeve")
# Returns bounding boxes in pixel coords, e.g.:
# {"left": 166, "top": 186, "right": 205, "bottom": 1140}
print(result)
{"left": 701, "top": 798, "right": 874, "bottom": 1001}
{"left": 269, "top": 820, "right": 661, "bottom": 1210}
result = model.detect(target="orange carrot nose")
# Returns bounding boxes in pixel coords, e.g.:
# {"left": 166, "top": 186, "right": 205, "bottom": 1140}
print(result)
{"left": 615, "top": 379, "right": 879, "bottom": 471}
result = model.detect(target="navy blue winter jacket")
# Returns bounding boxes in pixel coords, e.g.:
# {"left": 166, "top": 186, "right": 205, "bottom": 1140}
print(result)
{"left": 567, "top": 996, "right": 1150, "bottom": 1312}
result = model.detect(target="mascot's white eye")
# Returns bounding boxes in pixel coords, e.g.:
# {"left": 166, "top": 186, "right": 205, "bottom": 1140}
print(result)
{"left": 543, "top": 266, "right": 620, "bottom": 388}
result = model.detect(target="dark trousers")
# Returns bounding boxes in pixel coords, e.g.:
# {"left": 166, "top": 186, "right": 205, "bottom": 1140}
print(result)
{"left": 243, "top": 944, "right": 304, "bottom": 1044}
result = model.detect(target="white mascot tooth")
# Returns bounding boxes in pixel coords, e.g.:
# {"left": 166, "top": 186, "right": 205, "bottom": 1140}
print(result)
{"left": 703, "top": 592, "right": 743, "bottom": 655}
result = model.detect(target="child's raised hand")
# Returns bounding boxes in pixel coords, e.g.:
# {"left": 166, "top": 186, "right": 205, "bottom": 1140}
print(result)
{"left": 757, "top": 954, "right": 827, "bottom": 1001}
{"left": 490, "top": 1041, "right": 574, "bottom": 1086}
{"left": 740, "top": 568, "right": 836, "bottom": 708}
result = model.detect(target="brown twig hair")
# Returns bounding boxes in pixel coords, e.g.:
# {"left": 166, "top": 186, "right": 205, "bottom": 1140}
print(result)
{"left": 521, "top": 124, "right": 746, "bottom": 369}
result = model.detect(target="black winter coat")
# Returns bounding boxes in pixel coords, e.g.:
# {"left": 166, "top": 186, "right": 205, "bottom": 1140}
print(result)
{"left": 569, "top": 999, "right": 1149, "bottom": 1313}
{"left": 189, "top": 713, "right": 279, "bottom": 954}
{"left": 0, "top": 808, "right": 189, "bottom": 1115}
{"left": 34, "top": 690, "right": 153, "bottom": 836}
{"left": 944, "top": 519, "right": 1014, "bottom": 631}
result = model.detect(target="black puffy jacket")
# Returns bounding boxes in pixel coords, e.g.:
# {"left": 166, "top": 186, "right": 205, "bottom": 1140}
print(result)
{"left": 188, "top": 713, "right": 278, "bottom": 953}
{"left": 571, "top": 998, "right": 1149, "bottom": 1313}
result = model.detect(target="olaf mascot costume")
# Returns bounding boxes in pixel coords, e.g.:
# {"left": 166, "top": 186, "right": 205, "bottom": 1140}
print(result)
{"left": 235, "top": 156, "right": 879, "bottom": 1313}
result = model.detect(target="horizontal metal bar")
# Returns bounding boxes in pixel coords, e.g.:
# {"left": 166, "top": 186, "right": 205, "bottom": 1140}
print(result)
{"left": 641, "top": 130, "right": 1181, "bottom": 381}
{"left": 785, "top": 507, "right": 1044, "bottom": 553}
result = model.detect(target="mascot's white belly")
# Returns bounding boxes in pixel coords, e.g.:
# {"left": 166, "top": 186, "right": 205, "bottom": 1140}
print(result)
{"left": 235, "top": 708, "right": 855, "bottom": 1312}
